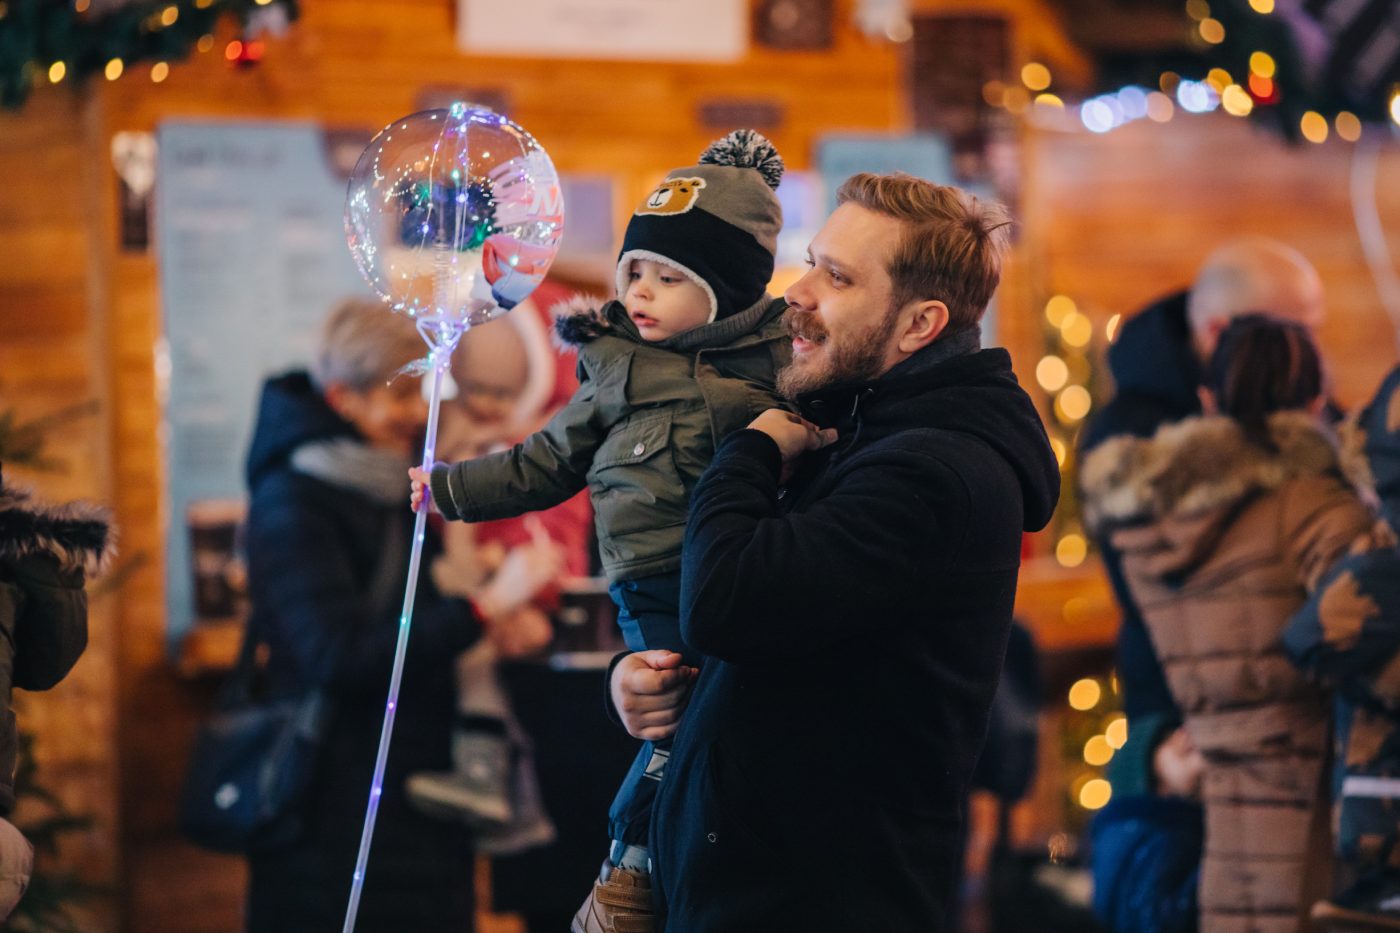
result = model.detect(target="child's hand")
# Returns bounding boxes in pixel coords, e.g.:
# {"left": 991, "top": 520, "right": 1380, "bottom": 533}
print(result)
{"left": 747, "top": 409, "right": 837, "bottom": 481}
{"left": 610, "top": 650, "right": 699, "bottom": 742}
{"left": 408, "top": 466, "right": 437, "bottom": 514}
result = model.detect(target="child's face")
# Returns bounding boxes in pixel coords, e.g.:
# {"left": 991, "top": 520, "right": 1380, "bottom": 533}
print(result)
{"left": 622, "top": 259, "right": 712, "bottom": 341}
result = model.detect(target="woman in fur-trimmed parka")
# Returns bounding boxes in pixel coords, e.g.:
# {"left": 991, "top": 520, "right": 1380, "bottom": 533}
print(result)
{"left": 0, "top": 465, "right": 110, "bottom": 920}
{"left": 1081, "top": 316, "right": 1388, "bottom": 933}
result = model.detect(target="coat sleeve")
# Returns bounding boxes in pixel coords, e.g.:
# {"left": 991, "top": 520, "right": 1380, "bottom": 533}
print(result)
{"left": 1282, "top": 524, "right": 1400, "bottom": 710}
{"left": 8, "top": 553, "right": 88, "bottom": 691}
{"left": 1281, "top": 473, "right": 1381, "bottom": 594}
{"left": 247, "top": 482, "right": 480, "bottom": 696}
{"left": 432, "top": 370, "right": 606, "bottom": 522}
{"left": 679, "top": 430, "right": 969, "bottom": 664}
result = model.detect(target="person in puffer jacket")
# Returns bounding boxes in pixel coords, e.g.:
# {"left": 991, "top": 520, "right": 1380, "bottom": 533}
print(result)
{"left": 1081, "top": 316, "right": 1388, "bottom": 933}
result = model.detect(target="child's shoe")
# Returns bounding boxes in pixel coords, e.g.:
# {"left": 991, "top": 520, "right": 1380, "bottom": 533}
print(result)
{"left": 1313, "top": 872, "right": 1400, "bottom": 930}
{"left": 571, "top": 860, "right": 654, "bottom": 933}
{"left": 406, "top": 729, "right": 513, "bottom": 828}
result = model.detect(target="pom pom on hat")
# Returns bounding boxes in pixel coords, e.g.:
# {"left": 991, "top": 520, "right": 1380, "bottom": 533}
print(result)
{"left": 699, "top": 129, "right": 784, "bottom": 191}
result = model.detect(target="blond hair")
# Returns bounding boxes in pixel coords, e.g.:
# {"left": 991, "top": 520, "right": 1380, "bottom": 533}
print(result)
{"left": 836, "top": 173, "right": 1011, "bottom": 334}
{"left": 310, "top": 298, "right": 425, "bottom": 391}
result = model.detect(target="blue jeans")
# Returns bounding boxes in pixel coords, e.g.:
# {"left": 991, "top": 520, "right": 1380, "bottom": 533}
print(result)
{"left": 606, "top": 571, "right": 694, "bottom": 847}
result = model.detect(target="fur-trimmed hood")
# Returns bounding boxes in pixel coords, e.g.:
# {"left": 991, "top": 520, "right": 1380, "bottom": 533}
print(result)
{"left": 551, "top": 294, "right": 612, "bottom": 348}
{"left": 0, "top": 481, "right": 114, "bottom": 575}
{"left": 1080, "top": 410, "right": 1373, "bottom": 537}
{"left": 551, "top": 293, "right": 784, "bottom": 354}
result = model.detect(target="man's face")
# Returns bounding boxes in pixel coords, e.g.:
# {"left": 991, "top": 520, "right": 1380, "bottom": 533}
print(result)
{"left": 778, "top": 203, "right": 905, "bottom": 399}
{"left": 333, "top": 376, "right": 428, "bottom": 458}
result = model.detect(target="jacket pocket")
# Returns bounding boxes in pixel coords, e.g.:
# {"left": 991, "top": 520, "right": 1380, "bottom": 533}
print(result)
{"left": 589, "top": 411, "right": 686, "bottom": 538}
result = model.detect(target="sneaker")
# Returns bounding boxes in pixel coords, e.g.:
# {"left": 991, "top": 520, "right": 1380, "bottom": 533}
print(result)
{"left": 571, "top": 860, "right": 654, "bottom": 933}
{"left": 406, "top": 732, "right": 513, "bottom": 828}
{"left": 1313, "top": 872, "right": 1400, "bottom": 931}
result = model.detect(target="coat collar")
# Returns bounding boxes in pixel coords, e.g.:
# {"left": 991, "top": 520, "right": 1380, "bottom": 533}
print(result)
{"left": 0, "top": 481, "right": 113, "bottom": 574}
{"left": 1080, "top": 410, "right": 1374, "bottom": 536}
{"left": 552, "top": 295, "right": 785, "bottom": 355}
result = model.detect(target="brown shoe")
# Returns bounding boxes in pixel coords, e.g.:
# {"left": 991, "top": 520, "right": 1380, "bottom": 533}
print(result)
{"left": 571, "top": 861, "right": 654, "bottom": 933}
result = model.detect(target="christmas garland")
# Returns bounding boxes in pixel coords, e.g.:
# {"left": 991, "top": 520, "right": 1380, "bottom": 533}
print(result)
{"left": 0, "top": 0, "right": 299, "bottom": 109}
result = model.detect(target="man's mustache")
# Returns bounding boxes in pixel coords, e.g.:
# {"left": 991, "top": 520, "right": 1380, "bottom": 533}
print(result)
{"left": 785, "top": 311, "right": 828, "bottom": 343}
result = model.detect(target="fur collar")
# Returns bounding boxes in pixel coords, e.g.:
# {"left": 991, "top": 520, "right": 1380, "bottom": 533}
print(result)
{"left": 0, "top": 482, "right": 114, "bottom": 575}
{"left": 1080, "top": 411, "right": 1374, "bottom": 535}
{"left": 551, "top": 295, "right": 612, "bottom": 348}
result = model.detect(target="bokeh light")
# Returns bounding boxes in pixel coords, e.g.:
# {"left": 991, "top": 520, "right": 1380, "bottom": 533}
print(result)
{"left": 1069, "top": 678, "right": 1102, "bottom": 711}
{"left": 1037, "top": 355, "right": 1070, "bottom": 392}
{"left": 1080, "top": 778, "right": 1113, "bottom": 810}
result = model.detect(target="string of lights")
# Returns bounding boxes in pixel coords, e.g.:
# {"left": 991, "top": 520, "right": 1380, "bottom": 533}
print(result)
{"left": 0, "top": 0, "right": 299, "bottom": 108}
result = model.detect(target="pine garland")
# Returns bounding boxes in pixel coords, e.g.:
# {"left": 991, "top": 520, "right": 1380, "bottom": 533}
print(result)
{"left": 0, "top": 0, "right": 300, "bottom": 109}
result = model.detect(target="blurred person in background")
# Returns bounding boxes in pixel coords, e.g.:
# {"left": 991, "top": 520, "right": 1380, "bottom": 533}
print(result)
{"left": 1081, "top": 315, "right": 1384, "bottom": 932}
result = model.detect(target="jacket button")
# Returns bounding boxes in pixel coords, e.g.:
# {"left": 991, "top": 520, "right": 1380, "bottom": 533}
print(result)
{"left": 707, "top": 832, "right": 718, "bottom": 844}
{"left": 633, "top": 443, "right": 646, "bottom": 456}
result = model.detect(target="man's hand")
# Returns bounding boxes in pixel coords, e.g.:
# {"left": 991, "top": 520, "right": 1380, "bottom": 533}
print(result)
{"left": 610, "top": 650, "right": 699, "bottom": 741}
{"left": 747, "top": 409, "right": 837, "bottom": 480}
{"left": 409, "top": 466, "right": 439, "bottom": 514}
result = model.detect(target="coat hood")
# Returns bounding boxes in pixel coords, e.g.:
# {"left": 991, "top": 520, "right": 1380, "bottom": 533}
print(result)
{"left": 1080, "top": 411, "right": 1372, "bottom": 575}
{"left": 0, "top": 479, "right": 113, "bottom": 574}
{"left": 245, "top": 371, "right": 357, "bottom": 491}
{"left": 1103, "top": 291, "right": 1201, "bottom": 413}
{"left": 797, "top": 339, "right": 1061, "bottom": 533}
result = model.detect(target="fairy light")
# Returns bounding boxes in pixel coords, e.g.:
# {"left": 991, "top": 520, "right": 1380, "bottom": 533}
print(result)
{"left": 1250, "top": 51, "right": 1276, "bottom": 78}
{"left": 48, "top": 61, "right": 66, "bottom": 83}
{"left": 1049, "top": 437, "right": 1067, "bottom": 467}
{"left": 1022, "top": 62, "right": 1052, "bottom": 92}
{"left": 1199, "top": 18, "right": 1225, "bottom": 43}
{"left": 1221, "top": 85, "right": 1253, "bottom": 117}
{"left": 160, "top": 4, "right": 178, "bottom": 26}
{"left": 1060, "top": 312, "right": 1093, "bottom": 348}
{"left": 1206, "top": 68, "right": 1232, "bottom": 92}
{"left": 198, "top": 34, "right": 215, "bottom": 52}
{"left": 1248, "top": 0, "right": 1274, "bottom": 12}
{"left": 1080, "top": 778, "right": 1113, "bottom": 810}
{"left": 1084, "top": 735, "right": 1114, "bottom": 766}
{"left": 1300, "top": 111, "right": 1329, "bottom": 143}
{"left": 1037, "top": 355, "right": 1070, "bottom": 392}
{"left": 1035, "top": 93, "right": 1065, "bottom": 110}
{"left": 1045, "top": 295, "right": 1076, "bottom": 327}
{"left": 1185, "top": 0, "right": 1210, "bottom": 18}
{"left": 1106, "top": 313, "right": 1123, "bottom": 341}
{"left": 1389, "top": 89, "right": 1400, "bottom": 128}
{"left": 151, "top": 62, "right": 170, "bottom": 83}
{"left": 1056, "top": 531, "right": 1088, "bottom": 566}
{"left": 1105, "top": 716, "right": 1129, "bottom": 749}
{"left": 104, "top": 58, "right": 124, "bottom": 81}
{"left": 1336, "top": 112, "right": 1361, "bottom": 142}
{"left": 1069, "top": 678, "right": 1102, "bottom": 711}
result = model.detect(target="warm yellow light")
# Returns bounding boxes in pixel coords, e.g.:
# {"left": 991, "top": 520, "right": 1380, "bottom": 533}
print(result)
{"left": 1084, "top": 735, "right": 1114, "bottom": 766}
{"left": 1045, "top": 295, "right": 1077, "bottom": 327}
{"left": 1301, "top": 111, "right": 1329, "bottom": 143}
{"left": 1199, "top": 18, "right": 1225, "bottom": 43}
{"left": 197, "top": 34, "right": 215, "bottom": 53}
{"left": 255, "top": 0, "right": 273, "bottom": 5}
{"left": 1057, "top": 386, "right": 1093, "bottom": 423}
{"left": 1106, "top": 313, "right": 1123, "bottom": 342}
{"left": 983, "top": 80, "right": 1006, "bottom": 107}
{"left": 73, "top": 0, "right": 89, "bottom": 10}
{"left": 1022, "top": 62, "right": 1052, "bottom": 92}
{"left": 160, "top": 4, "right": 178, "bottom": 26}
{"left": 1002, "top": 86, "right": 1030, "bottom": 114}
{"left": 1080, "top": 778, "right": 1113, "bottom": 810}
{"left": 104, "top": 58, "right": 124, "bottom": 81}
{"left": 1391, "top": 89, "right": 1400, "bottom": 128}
{"left": 1056, "top": 532, "right": 1089, "bottom": 567}
{"left": 1206, "top": 68, "right": 1232, "bottom": 92}
{"left": 1037, "top": 355, "right": 1070, "bottom": 392}
{"left": 1221, "top": 85, "right": 1254, "bottom": 116}
{"left": 151, "top": 61, "right": 170, "bottom": 83}
{"left": 1068, "top": 678, "right": 1102, "bottom": 711}
{"left": 195, "top": 0, "right": 213, "bottom": 7}
{"left": 1060, "top": 312, "right": 1093, "bottom": 348}
{"left": 1034, "top": 93, "right": 1065, "bottom": 109}
{"left": 1050, "top": 437, "right": 1067, "bottom": 467}
{"left": 1248, "top": 0, "right": 1274, "bottom": 12}
{"left": 1106, "top": 716, "right": 1129, "bottom": 749}
{"left": 1250, "top": 51, "right": 1276, "bottom": 78}
{"left": 1185, "top": 0, "right": 1210, "bottom": 18}
{"left": 1159, "top": 72, "right": 1181, "bottom": 94}
{"left": 1146, "top": 93, "right": 1174, "bottom": 123}
{"left": 1336, "top": 111, "right": 1362, "bottom": 142}
{"left": 48, "top": 61, "right": 66, "bottom": 83}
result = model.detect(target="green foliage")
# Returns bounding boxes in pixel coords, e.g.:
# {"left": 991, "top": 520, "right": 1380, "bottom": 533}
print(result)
{"left": 0, "top": 0, "right": 300, "bottom": 108}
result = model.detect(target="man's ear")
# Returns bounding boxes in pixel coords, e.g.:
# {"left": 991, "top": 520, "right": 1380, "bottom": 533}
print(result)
{"left": 897, "top": 299, "right": 950, "bottom": 355}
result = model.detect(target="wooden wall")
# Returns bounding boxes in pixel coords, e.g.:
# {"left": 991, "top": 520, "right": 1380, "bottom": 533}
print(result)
{"left": 2, "top": 1, "right": 1400, "bottom": 930}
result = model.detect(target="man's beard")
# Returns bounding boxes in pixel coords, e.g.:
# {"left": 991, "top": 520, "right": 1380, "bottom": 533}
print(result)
{"left": 777, "top": 307, "right": 900, "bottom": 401}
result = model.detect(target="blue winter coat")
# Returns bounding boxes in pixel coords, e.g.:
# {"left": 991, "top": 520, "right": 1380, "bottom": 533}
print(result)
{"left": 242, "top": 372, "right": 481, "bottom": 933}
{"left": 1090, "top": 795, "right": 1202, "bottom": 933}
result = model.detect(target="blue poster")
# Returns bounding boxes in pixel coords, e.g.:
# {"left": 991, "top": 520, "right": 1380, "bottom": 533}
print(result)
{"left": 155, "top": 121, "right": 372, "bottom": 653}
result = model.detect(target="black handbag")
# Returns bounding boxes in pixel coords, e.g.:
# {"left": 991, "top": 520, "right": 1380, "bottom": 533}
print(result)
{"left": 176, "top": 627, "right": 330, "bottom": 853}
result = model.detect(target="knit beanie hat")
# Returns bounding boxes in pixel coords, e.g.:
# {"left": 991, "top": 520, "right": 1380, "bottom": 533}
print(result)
{"left": 616, "top": 129, "right": 784, "bottom": 322}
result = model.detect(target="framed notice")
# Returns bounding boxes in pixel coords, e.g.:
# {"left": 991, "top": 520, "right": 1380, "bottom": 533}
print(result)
{"left": 155, "top": 120, "right": 374, "bottom": 654}
{"left": 458, "top": 0, "right": 747, "bottom": 62}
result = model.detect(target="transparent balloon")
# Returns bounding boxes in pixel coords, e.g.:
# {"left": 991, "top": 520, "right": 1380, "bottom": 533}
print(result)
{"left": 344, "top": 103, "right": 564, "bottom": 354}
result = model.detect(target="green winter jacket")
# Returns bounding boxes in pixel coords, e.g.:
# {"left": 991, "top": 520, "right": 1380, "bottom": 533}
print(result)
{"left": 430, "top": 295, "right": 790, "bottom": 581}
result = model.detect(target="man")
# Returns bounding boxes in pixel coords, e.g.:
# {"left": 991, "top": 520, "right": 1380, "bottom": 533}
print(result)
{"left": 606, "top": 172, "right": 1060, "bottom": 932}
